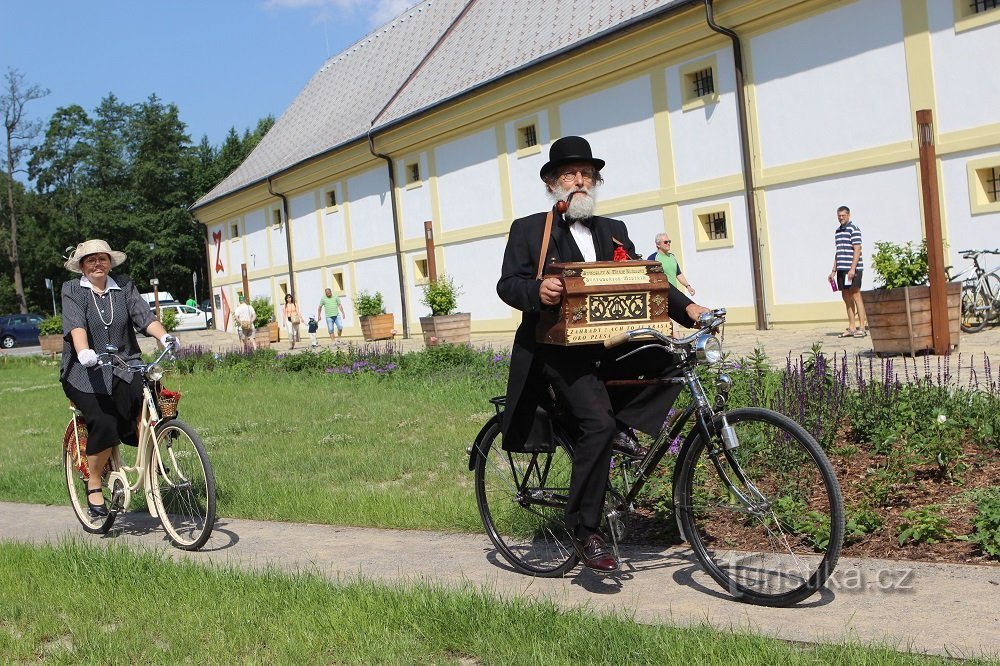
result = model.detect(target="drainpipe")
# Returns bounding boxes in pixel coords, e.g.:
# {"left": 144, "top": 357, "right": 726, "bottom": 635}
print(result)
{"left": 367, "top": 132, "right": 411, "bottom": 339}
{"left": 705, "top": 0, "right": 768, "bottom": 330}
{"left": 267, "top": 176, "right": 297, "bottom": 302}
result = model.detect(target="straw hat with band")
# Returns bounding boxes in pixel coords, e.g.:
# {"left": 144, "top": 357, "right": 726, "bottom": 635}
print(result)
{"left": 64, "top": 239, "right": 127, "bottom": 273}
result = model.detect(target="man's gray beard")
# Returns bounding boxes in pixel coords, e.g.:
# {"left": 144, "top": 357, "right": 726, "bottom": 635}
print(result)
{"left": 550, "top": 184, "right": 598, "bottom": 220}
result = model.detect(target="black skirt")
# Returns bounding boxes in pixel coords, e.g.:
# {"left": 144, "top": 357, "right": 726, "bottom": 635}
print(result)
{"left": 62, "top": 377, "right": 143, "bottom": 454}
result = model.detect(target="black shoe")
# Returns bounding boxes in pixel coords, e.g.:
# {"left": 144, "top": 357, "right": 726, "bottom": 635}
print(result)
{"left": 87, "top": 487, "right": 108, "bottom": 518}
{"left": 611, "top": 429, "right": 648, "bottom": 459}
{"left": 573, "top": 533, "right": 620, "bottom": 573}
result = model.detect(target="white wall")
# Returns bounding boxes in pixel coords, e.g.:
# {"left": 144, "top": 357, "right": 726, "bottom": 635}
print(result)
{"left": 559, "top": 76, "right": 660, "bottom": 200}
{"left": 294, "top": 268, "right": 324, "bottom": 321}
{"left": 271, "top": 209, "right": 288, "bottom": 266}
{"left": 399, "top": 153, "right": 434, "bottom": 242}
{"left": 322, "top": 183, "right": 348, "bottom": 256}
{"left": 764, "top": 165, "right": 922, "bottom": 304}
{"left": 290, "top": 193, "right": 320, "bottom": 262}
{"left": 347, "top": 167, "right": 394, "bottom": 250}
{"left": 751, "top": 0, "right": 912, "bottom": 167}
{"left": 506, "top": 113, "right": 552, "bottom": 220}
{"left": 677, "top": 196, "right": 754, "bottom": 309}
{"left": 667, "top": 49, "right": 743, "bottom": 185}
{"left": 354, "top": 255, "right": 401, "bottom": 320}
{"left": 435, "top": 129, "right": 505, "bottom": 231}
{"left": 940, "top": 150, "right": 1000, "bottom": 274}
{"left": 440, "top": 236, "right": 509, "bottom": 319}
{"left": 244, "top": 210, "right": 269, "bottom": 271}
{"left": 928, "top": 2, "right": 1000, "bottom": 134}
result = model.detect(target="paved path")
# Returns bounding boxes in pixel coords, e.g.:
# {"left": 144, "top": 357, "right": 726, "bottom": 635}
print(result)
{"left": 2, "top": 502, "right": 997, "bottom": 658}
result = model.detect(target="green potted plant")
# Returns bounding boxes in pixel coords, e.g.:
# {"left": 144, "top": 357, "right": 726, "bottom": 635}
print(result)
{"left": 251, "top": 296, "right": 276, "bottom": 346}
{"left": 861, "top": 240, "right": 960, "bottom": 356}
{"left": 356, "top": 290, "right": 395, "bottom": 341}
{"left": 418, "top": 274, "right": 470, "bottom": 346}
{"left": 38, "top": 315, "right": 64, "bottom": 355}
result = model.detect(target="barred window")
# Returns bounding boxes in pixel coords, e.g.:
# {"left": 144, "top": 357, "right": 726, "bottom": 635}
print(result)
{"left": 327, "top": 190, "right": 337, "bottom": 207}
{"left": 705, "top": 211, "right": 727, "bottom": 240}
{"left": 272, "top": 209, "right": 282, "bottom": 226}
{"left": 519, "top": 124, "right": 537, "bottom": 149}
{"left": 407, "top": 162, "right": 421, "bottom": 184}
{"left": 985, "top": 167, "right": 1000, "bottom": 203}
{"left": 971, "top": 0, "right": 999, "bottom": 13}
{"left": 691, "top": 68, "right": 715, "bottom": 98}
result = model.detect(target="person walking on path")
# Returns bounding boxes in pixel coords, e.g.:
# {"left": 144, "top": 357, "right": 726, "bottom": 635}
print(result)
{"left": 647, "top": 233, "right": 695, "bottom": 296}
{"left": 282, "top": 294, "right": 302, "bottom": 349}
{"left": 828, "top": 205, "right": 868, "bottom": 338}
{"left": 317, "top": 288, "right": 345, "bottom": 342}
{"left": 233, "top": 295, "right": 257, "bottom": 351}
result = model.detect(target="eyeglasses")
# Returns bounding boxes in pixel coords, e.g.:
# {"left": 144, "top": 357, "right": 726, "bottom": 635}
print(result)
{"left": 557, "top": 167, "right": 597, "bottom": 183}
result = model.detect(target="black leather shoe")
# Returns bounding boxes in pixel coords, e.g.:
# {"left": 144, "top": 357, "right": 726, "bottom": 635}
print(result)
{"left": 611, "top": 429, "right": 648, "bottom": 459}
{"left": 87, "top": 487, "right": 108, "bottom": 518}
{"left": 574, "top": 533, "right": 619, "bottom": 573}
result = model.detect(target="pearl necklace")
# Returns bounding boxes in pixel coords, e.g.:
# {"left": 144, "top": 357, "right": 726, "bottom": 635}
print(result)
{"left": 91, "top": 287, "right": 114, "bottom": 328}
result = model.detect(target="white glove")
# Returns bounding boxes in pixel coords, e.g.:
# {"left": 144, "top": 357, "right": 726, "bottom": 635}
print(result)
{"left": 160, "top": 333, "right": 181, "bottom": 352}
{"left": 78, "top": 348, "right": 98, "bottom": 367}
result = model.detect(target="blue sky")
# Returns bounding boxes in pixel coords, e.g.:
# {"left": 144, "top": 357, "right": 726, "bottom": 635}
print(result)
{"left": 2, "top": 0, "right": 419, "bottom": 149}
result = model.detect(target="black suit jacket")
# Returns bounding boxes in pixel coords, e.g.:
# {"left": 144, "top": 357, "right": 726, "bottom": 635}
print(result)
{"left": 497, "top": 210, "right": 697, "bottom": 446}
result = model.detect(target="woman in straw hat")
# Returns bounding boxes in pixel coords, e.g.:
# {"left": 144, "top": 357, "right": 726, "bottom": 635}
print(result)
{"left": 60, "top": 239, "right": 180, "bottom": 518}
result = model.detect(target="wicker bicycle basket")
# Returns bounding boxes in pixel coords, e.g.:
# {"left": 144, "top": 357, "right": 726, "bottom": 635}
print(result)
{"left": 157, "top": 388, "right": 181, "bottom": 418}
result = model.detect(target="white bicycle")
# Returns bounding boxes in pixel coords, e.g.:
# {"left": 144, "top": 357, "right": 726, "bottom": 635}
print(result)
{"left": 951, "top": 249, "right": 1000, "bottom": 333}
{"left": 63, "top": 342, "right": 217, "bottom": 550}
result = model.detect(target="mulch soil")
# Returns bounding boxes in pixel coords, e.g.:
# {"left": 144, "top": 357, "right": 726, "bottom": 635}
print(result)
{"left": 627, "top": 437, "right": 1000, "bottom": 566}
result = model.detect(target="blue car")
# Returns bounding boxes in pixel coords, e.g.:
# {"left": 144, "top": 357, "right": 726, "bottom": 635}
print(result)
{"left": 0, "top": 313, "right": 45, "bottom": 349}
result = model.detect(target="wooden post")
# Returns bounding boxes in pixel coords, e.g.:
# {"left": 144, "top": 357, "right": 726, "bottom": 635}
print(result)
{"left": 916, "top": 109, "right": 950, "bottom": 354}
{"left": 424, "top": 220, "right": 437, "bottom": 283}
{"left": 241, "top": 263, "right": 250, "bottom": 301}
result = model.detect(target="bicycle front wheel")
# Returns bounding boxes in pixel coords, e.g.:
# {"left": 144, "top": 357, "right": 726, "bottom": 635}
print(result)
{"left": 63, "top": 417, "right": 116, "bottom": 534}
{"left": 473, "top": 422, "right": 578, "bottom": 577}
{"left": 961, "top": 282, "right": 990, "bottom": 333}
{"left": 149, "top": 419, "right": 216, "bottom": 550}
{"left": 676, "top": 407, "right": 844, "bottom": 607}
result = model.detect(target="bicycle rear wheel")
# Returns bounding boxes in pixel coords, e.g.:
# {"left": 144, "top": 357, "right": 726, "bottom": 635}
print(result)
{"left": 63, "top": 417, "right": 116, "bottom": 534}
{"left": 676, "top": 407, "right": 844, "bottom": 607}
{"left": 961, "top": 282, "right": 990, "bottom": 333}
{"left": 149, "top": 419, "right": 216, "bottom": 550}
{"left": 473, "top": 422, "right": 578, "bottom": 577}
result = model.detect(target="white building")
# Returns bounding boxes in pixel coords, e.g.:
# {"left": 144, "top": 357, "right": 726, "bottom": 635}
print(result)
{"left": 191, "top": 0, "right": 1000, "bottom": 337}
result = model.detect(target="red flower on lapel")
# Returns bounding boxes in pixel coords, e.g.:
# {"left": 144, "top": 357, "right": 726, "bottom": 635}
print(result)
{"left": 611, "top": 236, "right": 630, "bottom": 262}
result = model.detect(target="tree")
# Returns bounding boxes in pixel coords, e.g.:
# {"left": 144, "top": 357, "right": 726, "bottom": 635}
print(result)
{"left": 1, "top": 68, "right": 49, "bottom": 313}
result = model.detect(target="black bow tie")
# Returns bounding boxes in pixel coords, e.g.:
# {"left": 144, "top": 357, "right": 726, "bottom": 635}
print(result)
{"left": 563, "top": 215, "right": 594, "bottom": 230}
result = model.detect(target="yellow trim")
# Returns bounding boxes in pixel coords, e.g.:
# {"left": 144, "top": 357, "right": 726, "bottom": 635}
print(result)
{"left": 323, "top": 185, "right": 340, "bottom": 215}
{"left": 413, "top": 256, "right": 429, "bottom": 286}
{"left": 953, "top": 0, "right": 1000, "bottom": 33}
{"left": 967, "top": 155, "right": 1000, "bottom": 215}
{"left": 496, "top": 127, "right": 514, "bottom": 222}
{"left": 679, "top": 55, "right": 720, "bottom": 112}
{"left": 939, "top": 123, "right": 1000, "bottom": 156}
{"left": 756, "top": 141, "right": 915, "bottom": 188}
{"left": 901, "top": 0, "right": 935, "bottom": 130}
{"left": 650, "top": 62, "right": 677, "bottom": 194}
{"left": 692, "top": 203, "right": 735, "bottom": 251}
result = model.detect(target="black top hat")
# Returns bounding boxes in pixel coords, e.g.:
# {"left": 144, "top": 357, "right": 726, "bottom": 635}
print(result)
{"left": 539, "top": 135, "right": 605, "bottom": 180}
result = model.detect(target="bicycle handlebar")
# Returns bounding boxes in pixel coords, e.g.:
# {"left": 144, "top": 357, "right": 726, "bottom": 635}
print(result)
{"left": 603, "top": 308, "right": 726, "bottom": 350}
{"left": 959, "top": 248, "right": 1000, "bottom": 258}
{"left": 97, "top": 337, "right": 177, "bottom": 374}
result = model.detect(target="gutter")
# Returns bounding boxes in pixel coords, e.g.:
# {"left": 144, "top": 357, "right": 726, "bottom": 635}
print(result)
{"left": 267, "top": 176, "right": 297, "bottom": 303}
{"left": 704, "top": 0, "right": 768, "bottom": 330}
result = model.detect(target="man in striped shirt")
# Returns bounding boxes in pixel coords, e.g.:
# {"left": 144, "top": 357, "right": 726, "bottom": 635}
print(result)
{"left": 828, "top": 205, "right": 868, "bottom": 337}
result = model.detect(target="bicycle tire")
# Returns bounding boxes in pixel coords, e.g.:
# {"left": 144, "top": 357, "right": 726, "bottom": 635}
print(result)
{"left": 63, "top": 417, "right": 116, "bottom": 534}
{"left": 960, "top": 282, "right": 989, "bottom": 333}
{"left": 676, "top": 407, "right": 844, "bottom": 607}
{"left": 473, "top": 421, "right": 579, "bottom": 577}
{"left": 149, "top": 419, "right": 216, "bottom": 550}
{"left": 985, "top": 274, "right": 1000, "bottom": 322}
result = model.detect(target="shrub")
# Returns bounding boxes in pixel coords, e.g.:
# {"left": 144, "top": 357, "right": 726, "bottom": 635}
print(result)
{"left": 356, "top": 291, "right": 386, "bottom": 318}
{"left": 968, "top": 491, "right": 1000, "bottom": 558}
{"left": 251, "top": 297, "right": 273, "bottom": 329}
{"left": 870, "top": 240, "right": 928, "bottom": 289}
{"left": 38, "top": 315, "right": 63, "bottom": 336}
{"left": 420, "top": 274, "right": 462, "bottom": 316}
{"left": 160, "top": 308, "right": 178, "bottom": 332}
{"left": 897, "top": 505, "right": 957, "bottom": 545}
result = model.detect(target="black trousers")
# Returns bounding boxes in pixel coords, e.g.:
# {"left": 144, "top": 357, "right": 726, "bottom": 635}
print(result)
{"left": 539, "top": 346, "right": 616, "bottom": 541}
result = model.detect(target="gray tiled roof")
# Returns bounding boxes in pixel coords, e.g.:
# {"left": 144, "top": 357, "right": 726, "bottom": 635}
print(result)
{"left": 194, "top": 0, "right": 696, "bottom": 210}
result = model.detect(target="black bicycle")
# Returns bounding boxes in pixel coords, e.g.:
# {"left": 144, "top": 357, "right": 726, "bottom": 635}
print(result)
{"left": 469, "top": 309, "right": 845, "bottom": 607}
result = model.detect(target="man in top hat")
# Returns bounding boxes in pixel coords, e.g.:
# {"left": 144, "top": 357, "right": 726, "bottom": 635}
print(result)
{"left": 497, "top": 135, "right": 710, "bottom": 573}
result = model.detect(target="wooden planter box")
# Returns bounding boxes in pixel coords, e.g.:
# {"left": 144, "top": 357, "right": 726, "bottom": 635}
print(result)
{"left": 861, "top": 282, "right": 961, "bottom": 356}
{"left": 360, "top": 313, "right": 395, "bottom": 341}
{"left": 268, "top": 321, "right": 280, "bottom": 343}
{"left": 255, "top": 325, "right": 271, "bottom": 347}
{"left": 39, "top": 334, "right": 63, "bottom": 355}
{"left": 419, "top": 313, "right": 471, "bottom": 347}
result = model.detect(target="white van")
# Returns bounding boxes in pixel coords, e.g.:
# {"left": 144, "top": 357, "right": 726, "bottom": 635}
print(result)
{"left": 141, "top": 291, "right": 176, "bottom": 307}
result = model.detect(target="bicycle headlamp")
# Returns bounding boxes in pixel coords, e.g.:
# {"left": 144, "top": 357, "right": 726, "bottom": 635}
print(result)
{"left": 695, "top": 335, "right": 723, "bottom": 365}
{"left": 148, "top": 364, "right": 164, "bottom": 382}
